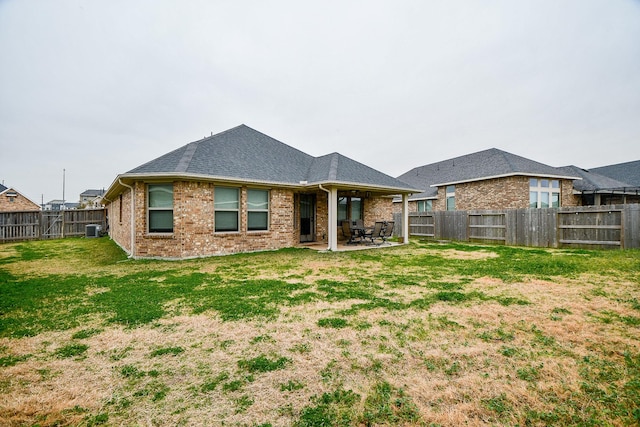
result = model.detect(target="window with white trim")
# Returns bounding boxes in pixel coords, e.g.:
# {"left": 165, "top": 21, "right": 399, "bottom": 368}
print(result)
{"left": 215, "top": 187, "right": 240, "bottom": 232}
{"left": 446, "top": 185, "right": 455, "bottom": 211}
{"left": 337, "top": 196, "right": 363, "bottom": 224}
{"left": 247, "top": 189, "right": 269, "bottom": 231}
{"left": 529, "top": 178, "right": 560, "bottom": 208}
{"left": 148, "top": 184, "right": 173, "bottom": 233}
{"left": 417, "top": 200, "right": 432, "bottom": 212}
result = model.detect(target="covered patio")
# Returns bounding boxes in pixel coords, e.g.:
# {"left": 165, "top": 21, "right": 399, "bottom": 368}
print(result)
{"left": 310, "top": 184, "right": 413, "bottom": 252}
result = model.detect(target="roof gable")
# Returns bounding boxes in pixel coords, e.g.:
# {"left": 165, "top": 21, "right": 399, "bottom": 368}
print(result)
{"left": 0, "top": 186, "right": 41, "bottom": 208}
{"left": 307, "top": 153, "right": 413, "bottom": 188}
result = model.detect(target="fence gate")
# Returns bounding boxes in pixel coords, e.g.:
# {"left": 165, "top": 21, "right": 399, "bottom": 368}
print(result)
{"left": 41, "top": 211, "right": 64, "bottom": 239}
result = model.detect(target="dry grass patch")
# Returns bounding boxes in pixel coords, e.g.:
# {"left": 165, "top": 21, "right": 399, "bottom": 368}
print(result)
{"left": 1, "top": 238, "right": 639, "bottom": 426}
{"left": 427, "top": 248, "right": 500, "bottom": 260}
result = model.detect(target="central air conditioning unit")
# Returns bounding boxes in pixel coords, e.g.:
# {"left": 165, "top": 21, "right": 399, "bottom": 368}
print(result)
{"left": 86, "top": 224, "right": 102, "bottom": 238}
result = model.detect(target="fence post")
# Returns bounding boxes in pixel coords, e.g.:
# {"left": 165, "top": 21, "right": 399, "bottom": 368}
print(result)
{"left": 620, "top": 207, "right": 625, "bottom": 249}
{"left": 627, "top": 204, "right": 640, "bottom": 249}
{"left": 505, "top": 210, "right": 515, "bottom": 245}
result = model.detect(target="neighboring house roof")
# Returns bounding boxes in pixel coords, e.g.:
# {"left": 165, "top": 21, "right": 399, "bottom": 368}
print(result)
{"left": 44, "top": 200, "right": 79, "bottom": 209}
{"left": 0, "top": 184, "right": 7, "bottom": 193}
{"left": 590, "top": 160, "right": 640, "bottom": 187}
{"left": 80, "top": 189, "right": 105, "bottom": 197}
{"left": 106, "top": 125, "right": 418, "bottom": 198}
{"left": 397, "top": 148, "right": 580, "bottom": 200}
{"left": 557, "top": 165, "right": 637, "bottom": 194}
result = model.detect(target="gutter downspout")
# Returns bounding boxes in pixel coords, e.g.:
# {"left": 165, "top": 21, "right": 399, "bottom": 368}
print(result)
{"left": 119, "top": 179, "right": 136, "bottom": 258}
{"left": 318, "top": 184, "right": 337, "bottom": 251}
{"left": 402, "top": 193, "right": 410, "bottom": 244}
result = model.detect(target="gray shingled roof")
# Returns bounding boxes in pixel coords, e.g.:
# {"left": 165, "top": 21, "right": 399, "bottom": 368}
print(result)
{"left": 0, "top": 184, "right": 7, "bottom": 193}
{"left": 307, "top": 152, "right": 415, "bottom": 189}
{"left": 129, "top": 125, "right": 315, "bottom": 184}
{"left": 80, "top": 189, "right": 105, "bottom": 197}
{"left": 122, "top": 125, "right": 416, "bottom": 192}
{"left": 397, "top": 148, "right": 580, "bottom": 200}
{"left": 557, "top": 165, "right": 635, "bottom": 193}
{"left": 591, "top": 160, "right": 640, "bottom": 187}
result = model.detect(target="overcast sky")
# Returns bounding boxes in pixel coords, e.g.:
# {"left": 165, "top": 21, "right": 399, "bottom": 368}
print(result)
{"left": 1, "top": 0, "right": 639, "bottom": 204}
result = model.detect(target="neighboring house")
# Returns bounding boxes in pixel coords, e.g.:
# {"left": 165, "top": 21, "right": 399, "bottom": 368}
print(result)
{"left": 583, "top": 160, "right": 640, "bottom": 205}
{"left": 79, "top": 189, "right": 105, "bottom": 208}
{"left": 395, "top": 148, "right": 581, "bottom": 213}
{"left": 102, "top": 125, "right": 418, "bottom": 259}
{"left": 557, "top": 165, "right": 640, "bottom": 206}
{"left": 0, "top": 184, "right": 40, "bottom": 212}
{"left": 43, "top": 200, "right": 79, "bottom": 210}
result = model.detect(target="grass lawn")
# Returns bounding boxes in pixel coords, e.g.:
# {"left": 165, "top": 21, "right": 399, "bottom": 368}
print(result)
{"left": 0, "top": 237, "right": 639, "bottom": 426}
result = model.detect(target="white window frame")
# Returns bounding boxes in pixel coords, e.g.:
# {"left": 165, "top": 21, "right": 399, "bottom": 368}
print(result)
{"left": 247, "top": 189, "right": 269, "bottom": 232}
{"left": 446, "top": 185, "right": 455, "bottom": 211}
{"left": 214, "top": 186, "right": 240, "bottom": 233}
{"left": 417, "top": 200, "right": 432, "bottom": 212}
{"left": 529, "top": 178, "right": 560, "bottom": 208}
{"left": 147, "top": 183, "right": 174, "bottom": 234}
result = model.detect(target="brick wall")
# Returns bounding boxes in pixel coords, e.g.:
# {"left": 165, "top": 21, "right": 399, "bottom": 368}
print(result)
{"left": 394, "top": 176, "right": 580, "bottom": 213}
{"left": 107, "top": 183, "right": 398, "bottom": 258}
{"left": 0, "top": 189, "right": 40, "bottom": 212}
{"left": 363, "top": 197, "right": 394, "bottom": 226}
{"left": 561, "top": 180, "right": 580, "bottom": 207}
{"left": 108, "top": 188, "right": 133, "bottom": 253}
{"left": 446, "top": 176, "right": 530, "bottom": 210}
{"left": 109, "top": 181, "right": 299, "bottom": 258}
{"left": 315, "top": 191, "right": 328, "bottom": 242}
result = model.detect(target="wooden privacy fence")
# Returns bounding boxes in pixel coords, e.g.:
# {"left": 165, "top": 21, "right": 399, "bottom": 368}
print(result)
{"left": 0, "top": 209, "right": 107, "bottom": 243}
{"left": 397, "top": 204, "right": 640, "bottom": 249}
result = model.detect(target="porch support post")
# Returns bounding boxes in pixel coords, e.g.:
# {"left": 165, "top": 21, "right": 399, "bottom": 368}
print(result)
{"left": 402, "top": 193, "right": 409, "bottom": 244}
{"left": 328, "top": 187, "right": 338, "bottom": 251}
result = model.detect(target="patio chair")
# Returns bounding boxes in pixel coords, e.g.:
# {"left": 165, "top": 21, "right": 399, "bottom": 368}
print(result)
{"left": 363, "top": 221, "right": 385, "bottom": 245}
{"left": 381, "top": 221, "right": 395, "bottom": 244}
{"left": 342, "top": 220, "right": 361, "bottom": 244}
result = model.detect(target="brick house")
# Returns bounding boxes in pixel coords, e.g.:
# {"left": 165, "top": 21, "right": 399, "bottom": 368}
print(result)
{"left": 102, "top": 125, "right": 418, "bottom": 259}
{"left": 394, "top": 148, "right": 582, "bottom": 214}
{"left": 576, "top": 160, "right": 640, "bottom": 205}
{"left": 0, "top": 184, "right": 40, "bottom": 212}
